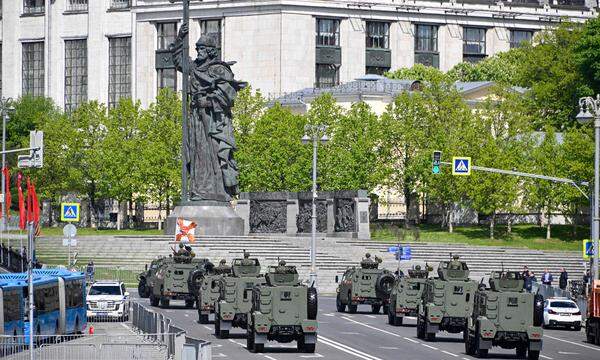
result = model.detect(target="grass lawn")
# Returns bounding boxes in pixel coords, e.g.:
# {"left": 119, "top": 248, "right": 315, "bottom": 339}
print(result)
{"left": 371, "top": 223, "right": 587, "bottom": 252}
{"left": 9, "top": 227, "right": 163, "bottom": 237}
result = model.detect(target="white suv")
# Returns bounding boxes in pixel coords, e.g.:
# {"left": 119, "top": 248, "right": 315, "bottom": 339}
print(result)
{"left": 87, "top": 281, "right": 130, "bottom": 321}
{"left": 543, "top": 298, "right": 582, "bottom": 330}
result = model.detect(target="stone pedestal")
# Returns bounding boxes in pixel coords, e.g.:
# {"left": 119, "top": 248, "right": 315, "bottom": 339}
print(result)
{"left": 165, "top": 201, "right": 244, "bottom": 236}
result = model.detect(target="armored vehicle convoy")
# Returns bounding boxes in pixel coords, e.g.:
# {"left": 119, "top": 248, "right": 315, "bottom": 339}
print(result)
{"left": 214, "top": 253, "right": 265, "bottom": 338}
{"left": 465, "top": 271, "right": 543, "bottom": 359}
{"left": 148, "top": 253, "right": 210, "bottom": 308}
{"left": 388, "top": 265, "right": 429, "bottom": 326}
{"left": 335, "top": 253, "right": 395, "bottom": 314}
{"left": 246, "top": 261, "right": 318, "bottom": 353}
{"left": 138, "top": 256, "right": 165, "bottom": 298}
{"left": 417, "top": 256, "right": 477, "bottom": 341}
{"left": 195, "top": 259, "right": 232, "bottom": 324}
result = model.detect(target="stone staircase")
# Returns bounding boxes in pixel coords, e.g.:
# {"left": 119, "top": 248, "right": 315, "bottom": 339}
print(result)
{"left": 33, "top": 235, "right": 585, "bottom": 294}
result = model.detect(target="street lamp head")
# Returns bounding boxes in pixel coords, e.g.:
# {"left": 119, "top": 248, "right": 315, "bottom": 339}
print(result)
{"left": 320, "top": 133, "right": 329, "bottom": 144}
{"left": 576, "top": 108, "right": 593, "bottom": 124}
{"left": 301, "top": 134, "right": 311, "bottom": 145}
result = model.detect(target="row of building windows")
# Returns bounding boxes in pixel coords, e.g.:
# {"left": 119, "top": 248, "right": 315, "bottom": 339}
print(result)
{"left": 314, "top": 18, "right": 533, "bottom": 87}
{"left": 22, "top": 0, "right": 130, "bottom": 14}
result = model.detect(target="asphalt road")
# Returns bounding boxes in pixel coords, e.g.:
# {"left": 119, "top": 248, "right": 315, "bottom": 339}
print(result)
{"left": 133, "top": 295, "right": 600, "bottom": 360}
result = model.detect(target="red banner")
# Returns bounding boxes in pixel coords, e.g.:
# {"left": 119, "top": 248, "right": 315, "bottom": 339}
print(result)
{"left": 17, "top": 173, "right": 25, "bottom": 230}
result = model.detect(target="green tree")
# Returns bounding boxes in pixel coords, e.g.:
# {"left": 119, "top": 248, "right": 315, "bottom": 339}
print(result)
{"left": 575, "top": 16, "right": 600, "bottom": 95}
{"left": 386, "top": 64, "right": 451, "bottom": 83}
{"left": 447, "top": 49, "right": 527, "bottom": 84}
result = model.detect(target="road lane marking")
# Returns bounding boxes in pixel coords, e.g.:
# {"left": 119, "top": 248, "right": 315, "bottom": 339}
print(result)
{"left": 213, "top": 353, "right": 227, "bottom": 358}
{"left": 323, "top": 313, "right": 335, "bottom": 317}
{"left": 539, "top": 355, "right": 553, "bottom": 360}
{"left": 300, "top": 354, "right": 324, "bottom": 358}
{"left": 203, "top": 325, "right": 212, "bottom": 330}
{"left": 341, "top": 332, "right": 361, "bottom": 335}
{"left": 544, "top": 334, "right": 600, "bottom": 351}
{"left": 421, "top": 343, "right": 438, "bottom": 350}
{"left": 403, "top": 337, "right": 419, "bottom": 343}
{"left": 441, "top": 350, "right": 458, "bottom": 357}
{"left": 365, "top": 315, "right": 376, "bottom": 319}
{"left": 462, "top": 357, "right": 470, "bottom": 360}
{"left": 341, "top": 316, "right": 402, "bottom": 338}
{"left": 227, "top": 339, "right": 245, "bottom": 347}
{"left": 319, "top": 335, "right": 384, "bottom": 360}
{"left": 557, "top": 351, "right": 579, "bottom": 355}
{"left": 263, "top": 356, "right": 278, "bottom": 360}
{"left": 379, "top": 346, "right": 399, "bottom": 350}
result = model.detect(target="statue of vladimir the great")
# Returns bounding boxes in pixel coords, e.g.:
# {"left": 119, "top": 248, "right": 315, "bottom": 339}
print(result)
{"left": 170, "top": 23, "right": 246, "bottom": 202}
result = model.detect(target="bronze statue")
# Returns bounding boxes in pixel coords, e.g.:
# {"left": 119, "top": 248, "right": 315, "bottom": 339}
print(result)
{"left": 170, "top": 23, "right": 246, "bottom": 201}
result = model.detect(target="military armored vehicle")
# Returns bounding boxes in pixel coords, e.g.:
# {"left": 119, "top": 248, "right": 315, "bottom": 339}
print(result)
{"left": 214, "top": 253, "right": 265, "bottom": 338}
{"left": 388, "top": 265, "right": 429, "bottom": 326}
{"left": 246, "top": 261, "right": 318, "bottom": 353}
{"left": 417, "top": 256, "right": 477, "bottom": 341}
{"left": 465, "top": 271, "right": 543, "bottom": 359}
{"left": 195, "top": 260, "right": 232, "bottom": 324}
{"left": 138, "top": 256, "right": 165, "bottom": 298}
{"left": 335, "top": 253, "right": 395, "bottom": 314}
{"left": 148, "top": 254, "right": 210, "bottom": 308}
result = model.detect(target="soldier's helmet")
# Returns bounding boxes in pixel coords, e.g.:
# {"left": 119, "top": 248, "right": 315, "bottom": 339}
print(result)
{"left": 243, "top": 250, "right": 250, "bottom": 259}
{"left": 178, "top": 243, "right": 184, "bottom": 249}
{"left": 415, "top": 265, "right": 422, "bottom": 271}
{"left": 279, "top": 260, "right": 287, "bottom": 266}
{"left": 220, "top": 259, "right": 227, "bottom": 265}
{"left": 365, "top": 253, "right": 371, "bottom": 258}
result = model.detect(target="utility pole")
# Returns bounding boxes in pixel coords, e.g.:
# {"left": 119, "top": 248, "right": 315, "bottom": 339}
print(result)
{"left": 302, "top": 125, "right": 329, "bottom": 287}
{"left": 0, "top": 98, "right": 13, "bottom": 231}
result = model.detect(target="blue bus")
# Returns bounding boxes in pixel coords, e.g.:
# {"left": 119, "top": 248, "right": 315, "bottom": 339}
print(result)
{"left": 0, "top": 280, "right": 25, "bottom": 338}
{"left": 33, "top": 269, "right": 87, "bottom": 335}
{"left": 0, "top": 274, "right": 60, "bottom": 340}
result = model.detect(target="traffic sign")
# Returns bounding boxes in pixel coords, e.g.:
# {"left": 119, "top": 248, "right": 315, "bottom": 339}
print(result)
{"left": 432, "top": 151, "right": 442, "bottom": 174}
{"left": 583, "top": 239, "right": 595, "bottom": 260}
{"left": 60, "top": 203, "right": 80, "bottom": 222}
{"left": 452, "top": 157, "right": 471, "bottom": 176}
{"left": 388, "top": 246, "right": 399, "bottom": 253}
{"left": 63, "top": 224, "right": 77, "bottom": 237}
{"left": 62, "top": 238, "right": 77, "bottom": 247}
{"left": 388, "top": 246, "right": 412, "bottom": 260}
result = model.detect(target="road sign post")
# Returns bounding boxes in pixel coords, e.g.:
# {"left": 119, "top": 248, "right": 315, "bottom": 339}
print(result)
{"left": 63, "top": 224, "right": 77, "bottom": 268}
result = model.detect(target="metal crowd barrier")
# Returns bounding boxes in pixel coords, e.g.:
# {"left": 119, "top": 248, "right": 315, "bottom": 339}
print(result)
{"left": 131, "top": 301, "right": 211, "bottom": 360}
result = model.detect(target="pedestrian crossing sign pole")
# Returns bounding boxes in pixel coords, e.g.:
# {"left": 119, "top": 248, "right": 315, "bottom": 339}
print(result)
{"left": 452, "top": 157, "right": 471, "bottom": 176}
{"left": 60, "top": 203, "right": 80, "bottom": 222}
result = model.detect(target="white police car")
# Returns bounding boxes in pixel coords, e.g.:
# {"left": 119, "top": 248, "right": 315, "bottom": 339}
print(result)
{"left": 543, "top": 298, "right": 582, "bottom": 330}
{"left": 87, "top": 281, "right": 130, "bottom": 321}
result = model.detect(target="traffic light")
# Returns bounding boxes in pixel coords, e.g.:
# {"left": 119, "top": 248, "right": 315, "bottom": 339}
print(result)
{"left": 432, "top": 151, "right": 442, "bottom": 174}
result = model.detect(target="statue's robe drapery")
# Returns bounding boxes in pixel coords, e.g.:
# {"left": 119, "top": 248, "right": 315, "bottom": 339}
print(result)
{"left": 170, "top": 38, "right": 245, "bottom": 201}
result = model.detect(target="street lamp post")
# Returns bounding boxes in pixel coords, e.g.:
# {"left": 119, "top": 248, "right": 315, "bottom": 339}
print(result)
{"left": 577, "top": 94, "right": 600, "bottom": 280}
{"left": 0, "top": 98, "right": 13, "bottom": 232}
{"left": 302, "top": 125, "right": 329, "bottom": 288}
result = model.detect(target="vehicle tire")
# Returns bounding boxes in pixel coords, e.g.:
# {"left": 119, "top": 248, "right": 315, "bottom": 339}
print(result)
{"left": 150, "top": 293, "right": 159, "bottom": 307}
{"left": 375, "top": 273, "right": 395, "bottom": 299}
{"left": 336, "top": 294, "right": 346, "bottom": 312}
{"left": 214, "top": 315, "right": 221, "bottom": 338}
{"left": 199, "top": 314, "right": 209, "bottom": 324}
{"left": 247, "top": 327, "right": 255, "bottom": 352}
{"left": 348, "top": 304, "right": 357, "bottom": 314}
{"left": 303, "top": 343, "right": 316, "bottom": 353}
{"left": 425, "top": 320, "right": 435, "bottom": 342}
{"left": 528, "top": 350, "right": 540, "bottom": 360}
{"left": 188, "top": 269, "right": 205, "bottom": 298}
{"left": 533, "top": 294, "right": 544, "bottom": 327}
{"left": 307, "top": 287, "right": 318, "bottom": 320}
{"left": 138, "top": 277, "right": 149, "bottom": 298}
{"left": 160, "top": 297, "right": 170, "bottom": 308}
{"left": 388, "top": 307, "right": 395, "bottom": 325}
{"left": 516, "top": 344, "right": 527, "bottom": 359}
{"left": 185, "top": 299, "right": 195, "bottom": 308}
{"left": 382, "top": 304, "right": 389, "bottom": 315}
{"left": 253, "top": 340, "right": 264, "bottom": 353}
{"left": 475, "top": 335, "right": 488, "bottom": 358}
{"left": 417, "top": 317, "right": 425, "bottom": 339}
{"left": 573, "top": 324, "right": 581, "bottom": 332}
{"left": 465, "top": 333, "right": 475, "bottom": 356}
{"left": 371, "top": 305, "right": 381, "bottom": 314}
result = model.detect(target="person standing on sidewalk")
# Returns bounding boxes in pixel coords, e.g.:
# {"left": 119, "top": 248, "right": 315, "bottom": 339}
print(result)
{"left": 542, "top": 269, "right": 553, "bottom": 286}
{"left": 559, "top": 267, "right": 568, "bottom": 290}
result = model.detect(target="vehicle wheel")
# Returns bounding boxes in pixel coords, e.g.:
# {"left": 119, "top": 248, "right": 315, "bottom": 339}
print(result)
{"left": 199, "top": 314, "right": 209, "bottom": 324}
{"left": 573, "top": 324, "right": 581, "bottom": 331}
{"left": 475, "top": 335, "right": 488, "bottom": 358}
{"left": 307, "top": 287, "right": 318, "bottom": 320}
{"left": 220, "top": 328, "right": 230, "bottom": 339}
{"left": 214, "top": 315, "right": 221, "bottom": 338}
{"left": 528, "top": 350, "right": 540, "bottom": 360}
{"left": 138, "top": 278, "right": 149, "bottom": 298}
{"left": 371, "top": 305, "right": 381, "bottom": 314}
{"left": 465, "top": 333, "right": 475, "bottom": 356}
{"left": 425, "top": 320, "right": 435, "bottom": 342}
{"left": 150, "top": 294, "right": 159, "bottom": 307}
{"left": 253, "top": 341, "right": 264, "bottom": 353}
{"left": 336, "top": 294, "right": 346, "bottom": 312}
{"left": 387, "top": 307, "right": 395, "bottom": 325}
{"left": 303, "top": 343, "right": 316, "bottom": 353}
{"left": 160, "top": 297, "right": 170, "bottom": 308}
{"left": 348, "top": 304, "right": 357, "bottom": 314}
{"left": 247, "top": 327, "right": 255, "bottom": 352}
{"left": 516, "top": 344, "right": 527, "bottom": 359}
{"left": 417, "top": 317, "right": 425, "bottom": 339}
{"left": 382, "top": 304, "right": 390, "bottom": 315}
{"left": 185, "top": 300, "right": 195, "bottom": 308}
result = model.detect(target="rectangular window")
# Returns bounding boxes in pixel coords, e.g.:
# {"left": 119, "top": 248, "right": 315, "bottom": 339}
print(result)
{"left": 365, "top": 66, "right": 389, "bottom": 76}
{"left": 463, "top": 27, "right": 486, "bottom": 63}
{"left": 157, "top": 69, "right": 177, "bottom": 92}
{"left": 415, "top": 24, "right": 438, "bottom": 53}
{"left": 64, "top": 39, "right": 88, "bottom": 112}
{"left": 315, "top": 64, "right": 339, "bottom": 88}
{"left": 366, "top": 22, "right": 389, "bottom": 49}
{"left": 67, "top": 0, "right": 88, "bottom": 12}
{"left": 200, "top": 19, "right": 222, "bottom": 58}
{"left": 22, "top": 41, "right": 45, "bottom": 97}
{"left": 24, "top": 0, "right": 45, "bottom": 15}
{"left": 316, "top": 18, "right": 340, "bottom": 47}
{"left": 510, "top": 30, "right": 533, "bottom": 48}
{"left": 110, "top": 0, "right": 130, "bottom": 9}
{"left": 157, "top": 22, "right": 177, "bottom": 51}
{"left": 108, "top": 37, "right": 131, "bottom": 109}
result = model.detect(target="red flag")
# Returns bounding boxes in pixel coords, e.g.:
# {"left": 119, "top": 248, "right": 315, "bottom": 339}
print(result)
{"left": 17, "top": 173, "right": 25, "bottom": 230}
{"left": 31, "top": 181, "right": 40, "bottom": 224}
{"left": 3, "top": 167, "right": 11, "bottom": 218}
{"left": 26, "top": 177, "right": 33, "bottom": 223}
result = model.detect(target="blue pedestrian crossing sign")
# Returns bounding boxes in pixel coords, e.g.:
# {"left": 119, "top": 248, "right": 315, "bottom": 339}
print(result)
{"left": 60, "top": 203, "right": 80, "bottom": 222}
{"left": 388, "top": 246, "right": 412, "bottom": 260}
{"left": 452, "top": 157, "right": 471, "bottom": 176}
{"left": 583, "top": 239, "right": 595, "bottom": 260}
